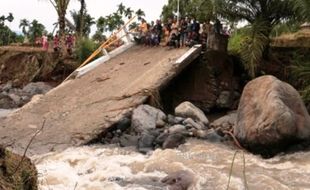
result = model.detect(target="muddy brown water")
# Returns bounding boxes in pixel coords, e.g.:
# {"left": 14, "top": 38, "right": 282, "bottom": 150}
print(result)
{"left": 33, "top": 139, "right": 310, "bottom": 190}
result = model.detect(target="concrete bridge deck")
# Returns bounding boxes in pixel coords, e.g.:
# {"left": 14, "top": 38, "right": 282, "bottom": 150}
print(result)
{"left": 0, "top": 45, "right": 201, "bottom": 156}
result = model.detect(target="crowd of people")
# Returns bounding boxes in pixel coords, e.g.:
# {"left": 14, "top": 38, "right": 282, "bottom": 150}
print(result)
{"left": 38, "top": 33, "right": 75, "bottom": 54}
{"left": 134, "top": 17, "right": 231, "bottom": 49}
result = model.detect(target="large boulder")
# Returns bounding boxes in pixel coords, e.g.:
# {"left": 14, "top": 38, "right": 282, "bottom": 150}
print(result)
{"left": 175, "top": 102, "right": 209, "bottom": 126}
{"left": 131, "top": 105, "right": 167, "bottom": 133}
{"left": 234, "top": 75, "right": 310, "bottom": 155}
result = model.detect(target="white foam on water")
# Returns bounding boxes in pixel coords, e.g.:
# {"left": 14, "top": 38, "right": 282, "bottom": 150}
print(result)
{"left": 33, "top": 140, "right": 310, "bottom": 190}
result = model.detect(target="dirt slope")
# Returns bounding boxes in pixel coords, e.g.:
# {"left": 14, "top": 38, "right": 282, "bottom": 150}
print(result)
{"left": 0, "top": 46, "right": 189, "bottom": 155}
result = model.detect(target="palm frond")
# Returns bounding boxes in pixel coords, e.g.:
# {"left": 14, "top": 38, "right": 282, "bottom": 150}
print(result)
{"left": 240, "top": 20, "right": 270, "bottom": 78}
{"left": 293, "top": 0, "right": 310, "bottom": 21}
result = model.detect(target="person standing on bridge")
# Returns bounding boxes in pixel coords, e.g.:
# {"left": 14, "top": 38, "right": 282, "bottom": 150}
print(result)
{"left": 139, "top": 19, "right": 148, "bottom": 44}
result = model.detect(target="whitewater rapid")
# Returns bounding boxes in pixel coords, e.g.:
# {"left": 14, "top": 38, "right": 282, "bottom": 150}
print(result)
{"left": 32, "top": 139, "right": 310, "bottom": 190}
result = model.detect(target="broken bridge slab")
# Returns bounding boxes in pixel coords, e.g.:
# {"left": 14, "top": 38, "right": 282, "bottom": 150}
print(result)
{"left": 0, "top": 45, "right": 202, "bottom": 156}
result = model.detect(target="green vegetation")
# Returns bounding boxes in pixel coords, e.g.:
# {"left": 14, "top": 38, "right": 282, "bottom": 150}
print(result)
{"left": 291, "top": 53, "right": 310, "bottom": 103}
{"left": 74, "top": 37, "right": 99, "bottom": 63}
{"left": 161, "top": 0, "right": 215, "bottom": 22}
{"left": 0, "top": 147, "right": 37, "bottom": 190}
{"left": 0, "top": 13, "right": 24, "bottom": 45}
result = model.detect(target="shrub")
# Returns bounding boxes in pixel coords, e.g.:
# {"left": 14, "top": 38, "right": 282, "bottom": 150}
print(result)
{"left": 74, "top": 38, "right": 100, "bottom": 63}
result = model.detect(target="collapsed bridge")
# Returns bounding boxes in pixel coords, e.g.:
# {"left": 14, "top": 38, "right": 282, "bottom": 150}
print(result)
{"left": 0, "top": 43, "right": 202, "bottom": 155}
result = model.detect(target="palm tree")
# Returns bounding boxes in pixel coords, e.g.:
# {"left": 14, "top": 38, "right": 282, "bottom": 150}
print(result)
{"left": 19, "top": 19, "right": 30, "bottom": 36}
{"left": 48, "top": 0, "right": 71, "bottom": 56}
{"left": 28, "top": 19, "right": 45, "bottom": 43}
{"left": 135, "top": 9, "right": 145, "bottom": 20}
{"left": 129, "top": 22, "right": 139, "bottom": 30}
{"left": 117, "top": 3, "right": 126, "bottom": 15}
{"left": 216, "top": 0, "right": 295, "bottom": 77}
{"left": 78, "top": 0, "right": 86, "bottom": 37}
{"left": 124, "top": 7, "right": 134, "bottom": 19}
{"left": 96, "top": 16, "right": 107, "bottom": 33}
{"left": 71, "top": 10, "right": 95, "bottom": 37}
{"left": 6, "top": 13, "right": 14, "bottom": 23}
{"left": 294, "top": 0, "right": 310, "bottom": 21}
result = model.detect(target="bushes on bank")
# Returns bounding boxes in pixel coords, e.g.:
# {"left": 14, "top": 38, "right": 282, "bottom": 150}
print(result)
{"left": 74, "top": 38, "right": 100, "bottom": 63}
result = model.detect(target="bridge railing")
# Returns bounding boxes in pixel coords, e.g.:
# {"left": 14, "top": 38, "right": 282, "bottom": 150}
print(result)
{"left": 63, "top": 16, "right": 137, "bottom": 82}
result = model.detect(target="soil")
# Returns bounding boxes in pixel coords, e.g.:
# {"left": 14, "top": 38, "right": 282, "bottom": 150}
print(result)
{"left": 0, "top": 46, "right": 79, "bottom": 87}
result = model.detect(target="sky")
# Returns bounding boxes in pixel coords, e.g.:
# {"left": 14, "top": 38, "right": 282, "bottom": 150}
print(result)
{"left": 0, "top": 0, "right": 168, "bottom": 34}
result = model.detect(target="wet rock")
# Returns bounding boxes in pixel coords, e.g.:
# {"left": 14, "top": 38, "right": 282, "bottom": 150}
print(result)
{"left": 192, "top": 129, "right": 223, "bottom": 142}
{"left": 115, "top": 117, "right": 131, "bottom": 132}
{"left": 119, "top": 134, "right": 139, "bottom": 147}
{"left": 234, "top": 76, "right": 310, "bottom": 155}
{"left": 182, "top": 118, "right": 204, "bottom": 130}
{"left": 22, "top": 82, "right": 52, "bottom": 96}
{"left": 8, "top": 93, "right": 21, "bottom": 105}
{"left": 167, "top": 114, "right": 185, "bottom": 125}
{"left": 110, "top": 136, "right": 120, "bottom": 144}
{"left": 154, "top": 133, "right": 169, "bottom": 147}
{"left": 163, "top": 133, "right": 186, "bottom": 149}
{"left": 1, "top": 82, "right": 12, "bottom": 92}
{"left": 0, "top": 94, "right": 17, "bottom": 109}
{"left": 168, "top": 125, "right": 187, "bottom": 134}
{"left": 156, "top": 119, "right": 166, "bottom": 128}
{"left": 210, "top": 112, "right": 237, "bottom": 131}
{"left": 132, "top": 105, "right": 167, "bottom": 133}
{"left": 161, "top": 170, "right": 195, "bottom": 190}
{"left": 137, "top": 132, "right": 156, "bottom": 154}
{"left": 175, "top": 102, "right": 209, "bottom": 126}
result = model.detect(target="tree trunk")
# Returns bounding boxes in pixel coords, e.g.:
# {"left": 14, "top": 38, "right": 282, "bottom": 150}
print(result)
{"left": 79, "top": 0, "right": 85, "bottom": 37}
{"left": 58, "top": 12, "right": 67, "bottom": 57}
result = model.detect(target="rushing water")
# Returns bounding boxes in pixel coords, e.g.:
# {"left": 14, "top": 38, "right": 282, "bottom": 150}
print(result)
{"left": 33, "top": 139, "right": 310, "bottom": 190}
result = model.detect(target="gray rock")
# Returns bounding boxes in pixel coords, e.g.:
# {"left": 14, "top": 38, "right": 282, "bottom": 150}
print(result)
{"left": 115, "top": 117, "right": 131, "bottom": 132}
{"left": 0, "top": 94, "right": 17, "bottom": 109}
{"left": 192, "top": 129, "right": 223, "bottom": 142}
{"left": 131, "top": 105, "right": 167, "bottom": 133}
{"left": 8, "top": 93, "right": 21, "bottom": 105}
{"left": 1, "top": 82, "right": 12, "bottom": 92}
{"left": 175, "top": 102, "right": 209, "bottom": 126}
{"left": 216, "top": 91, "right": 233, "bottom": 108}
{"left": 161, "top": 170, "right": 195, "bottom": 190}
{"left": 119, "top": 134, "right": 139, "bottom": 147}
{"left": 168, "top": 125, "right": 187, "bottom": 134}
{"left": 22, "top": 82, "right": 52, "bottom": 96}
{"left": 210, "top": 112, "right": 237, "bottom": 131}
{"left": 137, "top": 132, "right": 156, "bottom": 154}
{"left": 167, "top": 114, "right": 185, "bottom": 125}
{"left": 163, "top": 133, "right": 186, "bottom": 149}
{"left": 183, "top": 118, "right": 204, "bottom": 130}
{"left": 154, "top": 133, "right": 169, "bottom": 147}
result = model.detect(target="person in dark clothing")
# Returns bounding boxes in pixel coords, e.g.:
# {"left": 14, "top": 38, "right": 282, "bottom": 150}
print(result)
{"left": 179, "top": 18, "right": 188, "bottom": 47}
{"left": 191, "top": 18, "right": 200, "bottom": 35}
{"left": 214, "top": 19, "right": 222, "bottom": 34}
{"left": 168, "top": 33, "right": 180, "bottom": 48}
{"left": 154, "top": 20, "right": 163, "bottom": 43}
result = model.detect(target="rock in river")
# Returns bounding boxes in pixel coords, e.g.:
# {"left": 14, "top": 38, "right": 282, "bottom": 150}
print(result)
{"left": 131, "top": 105, "right": 167, "bottom": 133}
{"left": 234, "top": 75, "right": 310, "bottom": 155}
{"left": 175, "top": 102, "right": 209, "bottom": 126}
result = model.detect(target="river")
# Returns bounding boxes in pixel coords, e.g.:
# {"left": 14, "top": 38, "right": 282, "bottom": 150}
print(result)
{"left": 33, "top": 139, "right": 310, "bottom": 190}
